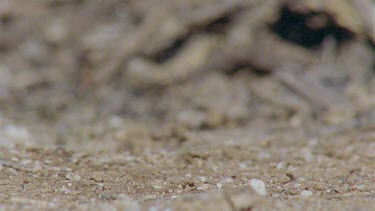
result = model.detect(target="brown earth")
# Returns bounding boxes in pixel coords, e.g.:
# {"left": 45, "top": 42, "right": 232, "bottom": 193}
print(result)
{"left": 0, "top": 0, "right": 374, "bottom": 210}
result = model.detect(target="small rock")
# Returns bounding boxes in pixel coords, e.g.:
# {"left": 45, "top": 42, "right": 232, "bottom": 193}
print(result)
{"left": 276, "top": 162, "right": 285, "bottom": 170}
{"left": 216, "top": 183, "right": 223, "bottom": 189}
{"left": 250, "top": 179, "right": 267, "bottom": 196}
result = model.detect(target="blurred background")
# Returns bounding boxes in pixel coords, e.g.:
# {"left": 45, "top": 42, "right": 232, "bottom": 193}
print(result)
{"left": 0, "top": 0, "right": 374, "bottom": 149}
{"left": 0, "top": 1, "right": 374, "bottom": 209}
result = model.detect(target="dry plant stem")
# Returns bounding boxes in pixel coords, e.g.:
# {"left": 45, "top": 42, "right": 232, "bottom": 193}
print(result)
{"left": 92, "top": 4, "right": 173, "bottom": 83}
{"left": 274, "top": 64, "right": 350, "bottom": 112}
{"left": 92, "top": 0, "right": 265, "bottom": 84}
{"left": 247, "top": 75, "right": 311, "bottom": 112}
{"left": 127, "top": 35, "right": 216, "bottom": 87}
{"left": 141, "top": 0, "right": 251, "bottom": 56}
{"left": 0, "top": 160, "right": 36, "bottom": 173}
{"left": 163, "top": 27, "right": 318, "bottom": 86}
{"left": 131, "top": 0, "right": 317, "bottom": 87}
{"left": 91, "top": 0, "right": 371, "bottom": 115}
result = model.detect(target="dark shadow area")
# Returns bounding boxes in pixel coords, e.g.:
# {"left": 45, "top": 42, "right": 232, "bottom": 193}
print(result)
{"left": 271, "top": 5, "right": 354, "bottom": 48}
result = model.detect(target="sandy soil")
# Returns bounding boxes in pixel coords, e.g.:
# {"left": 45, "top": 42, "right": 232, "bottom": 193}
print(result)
{"left": 0, "top": 0, "right": 374, "bottom": 210}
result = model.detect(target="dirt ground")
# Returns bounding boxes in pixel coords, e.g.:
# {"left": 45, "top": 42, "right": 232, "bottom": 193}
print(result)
{"left": 0, "top": 0, "right": 374, "bottom": 210}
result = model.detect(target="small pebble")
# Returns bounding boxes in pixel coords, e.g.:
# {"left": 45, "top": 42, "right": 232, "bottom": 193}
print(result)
{"left": 300, "top": 190, "right": 313, "bottom": 198}
{"left": 250, "top": 179, "right": 267, "bottom": 196}
{"left": 276, "top": 162, "right": 285, "bottom": 170}
{"left": 216, "top": 183, "right": 223, "bottom": 189}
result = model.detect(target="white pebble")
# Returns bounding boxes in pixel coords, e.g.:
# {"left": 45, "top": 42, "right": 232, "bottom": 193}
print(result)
{"left": 250, "top": 179, "right": 267, "bottom": 196}
{"left": 216, "top": 183, "right": 223, "bottom": 189}
{"left": 276, "top": 162, "right": 285, "bottom": 170}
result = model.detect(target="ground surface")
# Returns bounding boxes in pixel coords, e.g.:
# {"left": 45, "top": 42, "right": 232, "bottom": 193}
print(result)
{"left": 0, "top": 0, "right": 374, "bottom": 210}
